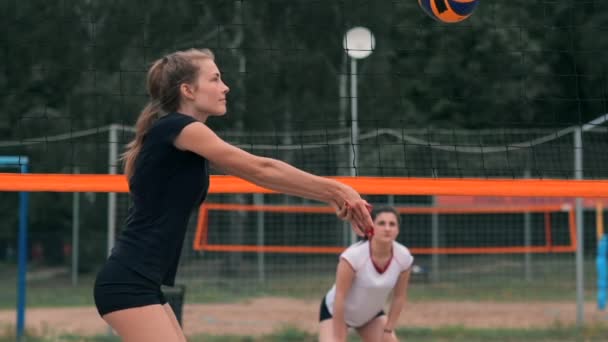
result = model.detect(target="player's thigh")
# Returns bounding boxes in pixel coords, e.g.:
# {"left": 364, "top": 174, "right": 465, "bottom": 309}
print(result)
{"left": 356, "top": 314, "right": 398, "bottom": 342}
{"left": 163, "top": 303, "right": 187, "bottom": 342}
{"left": 102, "top": 304, "right": 183, "bottom": 342}
{"left": 318, "top": 318, "right": 335, "bottom": 342}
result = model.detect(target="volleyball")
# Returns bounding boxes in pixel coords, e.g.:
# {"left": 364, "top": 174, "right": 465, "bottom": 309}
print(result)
{"left": 418, "top": 0, "right": 479, "bottom": 23}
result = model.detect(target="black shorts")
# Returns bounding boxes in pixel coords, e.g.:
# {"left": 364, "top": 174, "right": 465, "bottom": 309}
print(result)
{"left": 93, "top": 257, "right": 167, "bottom": 317}
{"left": 319, "top": 296, "right": 385, "bottom": 327}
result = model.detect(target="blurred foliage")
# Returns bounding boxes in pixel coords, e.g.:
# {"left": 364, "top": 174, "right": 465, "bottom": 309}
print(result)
{"left": 1, "top": 0, "right": 608, "bottom": 267}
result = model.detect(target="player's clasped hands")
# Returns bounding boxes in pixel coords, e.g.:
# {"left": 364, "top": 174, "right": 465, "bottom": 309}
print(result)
{"left": 335, "top": 196, "right": 374, "bottom": 238}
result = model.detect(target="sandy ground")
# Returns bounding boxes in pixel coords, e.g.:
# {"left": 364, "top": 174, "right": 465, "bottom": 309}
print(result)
{"left": 1, "top": 298, "right": 608, "bottom": 337}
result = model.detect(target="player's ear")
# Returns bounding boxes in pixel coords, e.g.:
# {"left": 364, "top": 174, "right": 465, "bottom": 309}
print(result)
{"left": 180, "top": 83, "right": 195, "bottom": 101}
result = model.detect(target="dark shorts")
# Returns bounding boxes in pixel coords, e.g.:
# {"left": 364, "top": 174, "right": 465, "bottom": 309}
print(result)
{"left": 319, "top": 296, "right": 385, "bottom": 327}
{"left": 93, "top": 257, "right": 167, "bottom": 317}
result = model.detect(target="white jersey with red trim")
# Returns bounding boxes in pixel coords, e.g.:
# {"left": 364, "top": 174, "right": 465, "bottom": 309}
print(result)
{"left": 324, "top": 240, "right": 413, "bottom": 327}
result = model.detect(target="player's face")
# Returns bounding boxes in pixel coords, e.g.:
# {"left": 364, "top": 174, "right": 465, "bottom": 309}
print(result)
{"left": 190, "top": 59, "right": 230, "bottom": 117}
{"left": 373, "top": 212, "right": 399, "bottom": 242}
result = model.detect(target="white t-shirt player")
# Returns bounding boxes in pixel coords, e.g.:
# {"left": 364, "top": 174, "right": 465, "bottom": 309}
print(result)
{"left": 319, "top": 206, "right": 414, "bottom": 342}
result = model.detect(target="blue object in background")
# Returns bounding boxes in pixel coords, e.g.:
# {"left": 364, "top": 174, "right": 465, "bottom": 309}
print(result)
{"left": 0, "top": 156, "right": 29, "bottom": 342}
{"left": 598, "top": 235, "right": 607, "bottom": 310}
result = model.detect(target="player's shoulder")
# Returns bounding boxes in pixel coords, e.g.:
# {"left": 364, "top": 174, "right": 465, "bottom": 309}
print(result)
{"left": 392, "top": 241, "right": 410, "bottom": 255}
{"left": 152, "top": 112, "right": 197, "bottom": 130}
{"left": 340, "top": 240, "right": 370, "bottom": 264}
{"left": 345, "top": 240, "right": 369, "bottom": 254}
{"left": 147, "top": 112, "right": 200, "bottom": 142}
{"left": 392, "top": 241, "right": 414, "bottom": 268}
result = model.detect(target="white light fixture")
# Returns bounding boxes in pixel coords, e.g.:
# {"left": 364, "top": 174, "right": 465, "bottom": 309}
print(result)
{"left": 343, "top": 27, "right": 375, "bottom": 59}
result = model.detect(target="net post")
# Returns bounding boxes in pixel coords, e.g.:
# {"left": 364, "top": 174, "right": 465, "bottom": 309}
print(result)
{"left": 0, "top": 156, "right": 30, "bottom": 342}
{"left": 107, "top": 124, "right": 118, "bottom": 257}
{"left": 524, "top": 169, "right": 533, "bottom": 282}
{"left": 17, "top": 161, "right": 29, "bottom": 342}
{"left": 71, "top": 167, "right": 80, "bottom": 286}
{"left": 254, "top": 193, "right": 265, "bottom": 283}
{"left": 574, "top": 127, "right": 585, "bottom": 326}
{"left": 431, "top": 195, "right": 440, "bottom": 283}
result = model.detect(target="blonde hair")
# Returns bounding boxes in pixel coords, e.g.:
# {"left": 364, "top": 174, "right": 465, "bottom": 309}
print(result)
{"left": 122, "top": 48, "right": 214, "bottom": 179}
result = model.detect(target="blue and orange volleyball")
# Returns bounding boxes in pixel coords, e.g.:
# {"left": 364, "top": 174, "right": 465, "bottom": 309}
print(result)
{"left": 418, "top": 0, "right": 479, "bottom": 23}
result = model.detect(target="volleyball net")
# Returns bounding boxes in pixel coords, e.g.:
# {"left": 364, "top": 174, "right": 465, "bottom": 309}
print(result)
{"left": 2, "top": 125, "right": 608, "bottom": 341}
{"left": 2, "top": 124, "right": 608, "bottom": 275}
{"left": 2, "top": 171, "right": 607, "bottom": 262}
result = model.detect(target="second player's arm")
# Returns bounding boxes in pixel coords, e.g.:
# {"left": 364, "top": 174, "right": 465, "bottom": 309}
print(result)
{"left": 332, "top": 258, "right": 355, "bottom": 342}
{"left": 383, "top": 268, "right": 412, "bottom": 335}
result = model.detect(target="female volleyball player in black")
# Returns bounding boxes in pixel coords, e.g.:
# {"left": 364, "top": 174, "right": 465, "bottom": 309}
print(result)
{"left": 93, "top": 48, "right": 375, "bottom": 342}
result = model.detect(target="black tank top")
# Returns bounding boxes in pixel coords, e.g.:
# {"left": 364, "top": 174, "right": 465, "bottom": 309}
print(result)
{"left": 111, "top": 112, "right": 209, "bottom": 285}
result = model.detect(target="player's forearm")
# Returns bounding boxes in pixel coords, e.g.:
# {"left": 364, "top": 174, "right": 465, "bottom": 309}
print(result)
{"left": 244, "top": 157, "right": 346, "bottom": 205}
{"left": 332, "top": 299, "right": 348, "bottom": 341}
{"left": 385, "top": 295, "right": 407, "bottom": 331}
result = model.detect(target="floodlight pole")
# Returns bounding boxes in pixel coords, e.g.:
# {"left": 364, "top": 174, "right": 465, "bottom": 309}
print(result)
{"left": 348, "top": 57, "right": 360, "bottom": 246}
{"left": 344, "top": 27, "right": 374, "bottom": 245}
{"left": 350, "top": 57, "right": 359, "bottom": 180}
{"left": 349, "top": 56, "right": 360, "bottom": 246}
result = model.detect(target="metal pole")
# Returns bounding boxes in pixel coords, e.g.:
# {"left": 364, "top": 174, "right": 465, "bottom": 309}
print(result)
{"left": 524, "top": 169, "right": 532, "bottom": 281}
{"left": 350, "top": 58, "right": 359, "bottom": 178}
{"left": 254, "top": 193, "right": 265, "bottom": 283}
{"left": 349, "top": 58, "right": 358, "bottom": 245}
{"left": 107, "top": 125, "right": 118, "bottom": 257}
{"left": 106, "top": 126, "right": 119, "bottom": 336}
{"left": 431, "top": 196, "right": 440, "bottom": 283}
{"left": 16, "top": 161, "right": 29, "bottom": 342}
{"left": 339, "top": 53, "right": 349, "bottom": 176}
{"left": 72, "top": 167, "right": 80, "bottom": 286}
{"left": 574, "top": 127, "right": 584, "bottom": 326}
{"left": 524, "top": 210, "right": 532, "bottom": 281}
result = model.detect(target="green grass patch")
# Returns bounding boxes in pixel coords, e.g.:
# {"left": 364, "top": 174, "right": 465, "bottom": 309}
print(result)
{"left": 0, "top": 274, "right": 601, "bottom": 309}
{"left": 0, "top": 255, "right": 603, "bottom": 308}
{"left": 3, "top": 325, "right": 608, "bottom": 342}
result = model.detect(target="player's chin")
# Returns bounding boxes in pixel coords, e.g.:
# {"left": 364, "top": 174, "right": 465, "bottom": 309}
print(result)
{"left": 210, "top": 107, "right": 227, "bottom": 116}
{"left": 378, "top": 235, "right": 393, "bottom": 243}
